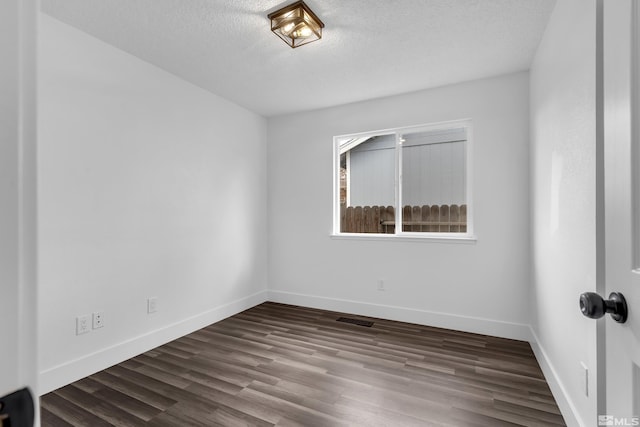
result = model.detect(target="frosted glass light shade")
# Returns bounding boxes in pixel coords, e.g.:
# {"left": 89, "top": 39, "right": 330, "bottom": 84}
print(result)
{"left": 268, "top": 1, "right": 324, "bottom": 48}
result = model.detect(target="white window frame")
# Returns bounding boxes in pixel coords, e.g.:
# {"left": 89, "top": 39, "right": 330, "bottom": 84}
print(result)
{"left": 332, "top": 119, "right": 475, "bottom": 241}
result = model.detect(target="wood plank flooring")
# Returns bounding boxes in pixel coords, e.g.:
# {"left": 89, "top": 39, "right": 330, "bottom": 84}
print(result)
{"left": 41, "top": 302, "right": 566, "bottom": 426}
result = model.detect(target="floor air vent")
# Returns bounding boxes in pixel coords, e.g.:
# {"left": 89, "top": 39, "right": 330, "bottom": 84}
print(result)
{"left": 336, "top": 317, "right": 374, "bottom": 327}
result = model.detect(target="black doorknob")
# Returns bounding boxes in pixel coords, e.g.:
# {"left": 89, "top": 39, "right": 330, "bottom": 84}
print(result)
{"left": 0, "top": 388, "right": 34, "bottom": 427}
{"left": 579, "top": 292, "right": 628, "bottom": 323}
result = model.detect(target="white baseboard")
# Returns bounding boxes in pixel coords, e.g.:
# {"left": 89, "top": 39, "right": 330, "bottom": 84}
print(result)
{"left": 267, "top": 290, "right": 532, "bottom": 341}
{"left": 39, "top": 290, "right": 268, "bottom": 395}
{"left": 528, "top": 327, "right": 584, "bottom": 427}
{"left": 40, "top": 288, "right": 581, "bottom": 427}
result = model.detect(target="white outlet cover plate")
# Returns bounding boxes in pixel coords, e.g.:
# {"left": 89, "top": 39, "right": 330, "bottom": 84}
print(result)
{"left": 148, "top": 297, "right": 158, "bottom": 313}
{"left": 92, "top": 311, "right": 104, "bottom": 329}
{"left": 76, "top": 315, "right": 90, "bottom": 335}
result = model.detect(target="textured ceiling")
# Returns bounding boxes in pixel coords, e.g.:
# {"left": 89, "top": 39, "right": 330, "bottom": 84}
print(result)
{"left": 41, "top": 0, "right": 556, "bottom": 117}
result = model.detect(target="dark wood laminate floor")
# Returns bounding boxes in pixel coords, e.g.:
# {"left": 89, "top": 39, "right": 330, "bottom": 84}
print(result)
{"left": 41, "top": 302, "right": 566, "bottom": 426}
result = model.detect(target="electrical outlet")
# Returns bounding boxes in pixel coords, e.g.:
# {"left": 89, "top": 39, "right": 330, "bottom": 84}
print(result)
{"left": 377, "top": 279, "right": 385, "bottom": 291}
{"left": 147, "top": 297, "right": 158, "bottom": 314}
{"left": 76, "top": 315, "right": 90, "bottom": 335}
{"left": 92, "top": 311, "right": 104, "bottom": 329}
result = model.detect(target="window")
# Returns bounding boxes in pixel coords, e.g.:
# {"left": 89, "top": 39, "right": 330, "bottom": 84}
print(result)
{"left": 333, "top": 120, "right": 473, "bottom": 238}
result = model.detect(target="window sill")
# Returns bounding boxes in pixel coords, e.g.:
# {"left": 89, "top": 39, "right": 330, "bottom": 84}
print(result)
{"left": 329, "top": 233, "right": 477, "bottom": 244}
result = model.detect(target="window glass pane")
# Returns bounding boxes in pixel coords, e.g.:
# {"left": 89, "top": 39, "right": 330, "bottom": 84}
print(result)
{"left": 400, "top": 127, "right": 467, "bottom": 233}
{"left": 335, "top": 121, "right": 471, "bottom": 237}
{"left": 339, "top": 134, "right": 395, "bottom": 233}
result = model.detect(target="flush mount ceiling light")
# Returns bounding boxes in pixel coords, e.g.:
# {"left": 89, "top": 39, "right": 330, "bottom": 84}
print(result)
{"left": 268, "top": 1, "right": 324, "bottom": 49}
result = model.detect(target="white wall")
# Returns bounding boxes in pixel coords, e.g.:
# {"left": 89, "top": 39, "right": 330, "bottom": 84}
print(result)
{"left": 529, "top": 0, "right": 598, "bottom": 425}
{"left": 38, "top": 15, "right": 268, "bottom": 394}
{"left": 267, "top": 72, "right": 532, "bottom": 339}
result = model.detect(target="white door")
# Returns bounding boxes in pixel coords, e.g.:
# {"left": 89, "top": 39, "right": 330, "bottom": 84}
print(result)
{"left": 603, "top": 0, "right": 640, "bottom": 423}
{"left": 0, "top": 0, "right": 39, "bottom": 424}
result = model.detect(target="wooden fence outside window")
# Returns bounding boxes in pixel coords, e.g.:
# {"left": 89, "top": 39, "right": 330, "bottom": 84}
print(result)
{"left": 340, "top": 204, "right": 467, "bottom": 233}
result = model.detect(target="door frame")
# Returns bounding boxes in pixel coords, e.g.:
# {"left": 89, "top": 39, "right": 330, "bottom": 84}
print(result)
{"left": 599, "top": 0, "right": 640, "bottom": 421}
{"left": 0, "top": 0, "right": 39, "bottom": 409}
{"left": 17, "top": 0, "right": 39, "bottom": 395}
{"left": 595, "top": 0, "right": 606, "bottom": 418}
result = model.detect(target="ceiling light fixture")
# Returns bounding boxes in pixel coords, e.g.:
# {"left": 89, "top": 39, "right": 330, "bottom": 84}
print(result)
{"left": 268, "top": 1, "right": 324, "bottom": 49}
